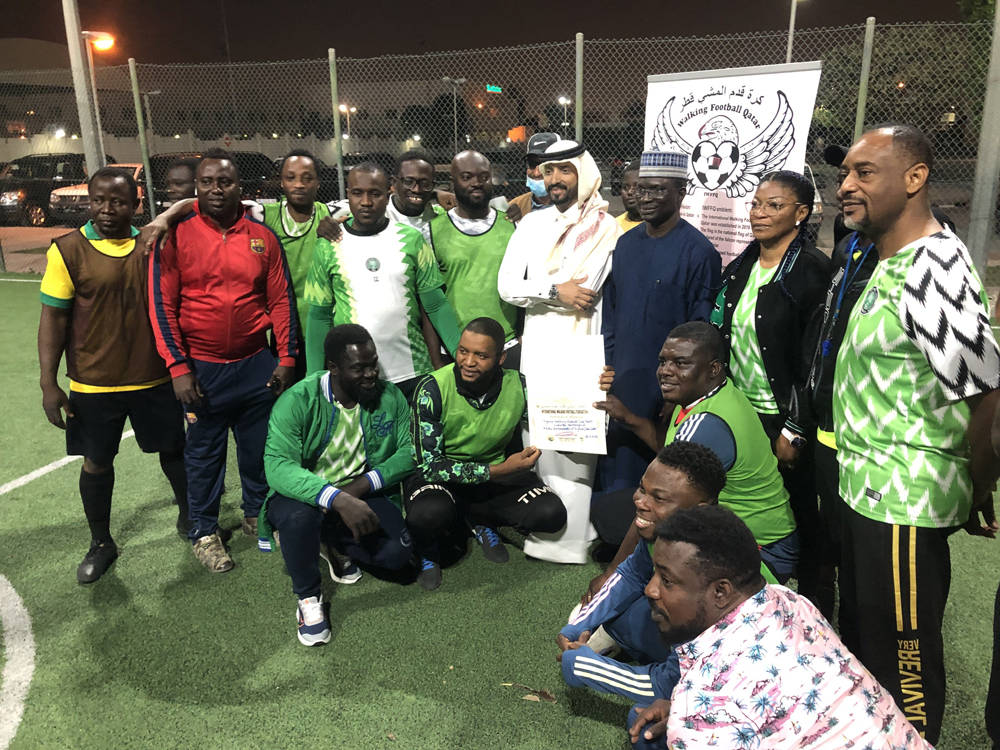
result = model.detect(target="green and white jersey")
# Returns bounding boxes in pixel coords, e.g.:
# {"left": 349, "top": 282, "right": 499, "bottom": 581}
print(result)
{"left": 315, "top": 400, "right": 365, "bottom": 486}
{"left": 834, "top": 230, "right": 1000, "bottom": 528}
{"left": 386, "top": 197, "right": 445, "bottom": 246}
{"left": 303, "top": 219, "right": 446, "bottom": 384}
{"left": 729, "top": 261, "right": 780, "bottom": 414}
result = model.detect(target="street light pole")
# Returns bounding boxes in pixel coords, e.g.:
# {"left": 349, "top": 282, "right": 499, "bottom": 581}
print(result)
{"left": 558, "top": 96, "right": 571, "bottom": 139}
{"left": 143, "top": 90, "right": 161, "bottom": 146}
{"left": 786, "top": 0, "right": 798, "bottom": 64}
{"left": 83, "top": 36, "right": 107, "bottom": 165}
{"left": 442, "top": 76, "right": 466, "bottom": 155}
{"left": 61, "top": 0, "right": 100, "bottom": 175}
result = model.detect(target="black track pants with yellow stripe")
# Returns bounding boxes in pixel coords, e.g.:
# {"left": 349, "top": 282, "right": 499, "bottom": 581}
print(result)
{"left": 837, "top": 498, "right": 955, "bottom": 746}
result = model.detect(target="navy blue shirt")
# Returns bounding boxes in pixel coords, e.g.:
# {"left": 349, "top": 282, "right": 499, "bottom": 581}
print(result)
{"left": 602, "top": 219, "right": 721, "bottom": 420}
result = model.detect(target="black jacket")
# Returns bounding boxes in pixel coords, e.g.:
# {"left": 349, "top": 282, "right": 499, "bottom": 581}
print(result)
{"left": 805, "top": 232, "right": 878, "bottom": 434}
{"left": 712, "top": 236, "right": 832, "bottom": 435}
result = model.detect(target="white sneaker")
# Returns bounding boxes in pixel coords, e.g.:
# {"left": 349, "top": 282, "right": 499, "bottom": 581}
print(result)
{"left": 566, "top": 603, "right": 621, "bottom": 656}
{"left": 296, "top": 595, "right": 331, "bottom": 646}
{"left": 320, "top": 542, "right": 362, "bottom": 584}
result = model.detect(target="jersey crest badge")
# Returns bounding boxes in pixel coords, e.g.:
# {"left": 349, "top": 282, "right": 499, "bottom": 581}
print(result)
{"left": 860, "top": 287, "right": 879, "bottom": 314}
{"left": 250, "top": 238, "right": 266, "bottom": 254}
{"left": 366, "top": 257, "right": 380, "bottom": 272}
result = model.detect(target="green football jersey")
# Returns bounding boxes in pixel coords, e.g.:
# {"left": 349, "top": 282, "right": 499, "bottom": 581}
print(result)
{"left": 259, "top": 199, "right": 334, "bottom": 333}
{"left": 315, "top": 400, "right": 365, "bottom": 486}
{"left": 303, "top": 220, "right": 446, "bottom": 384}
{"left": 834, "top": 231, "right": 1000, "bottom": 528}
{"left": 729, "top": 261, "right": 779, "bottom": 414}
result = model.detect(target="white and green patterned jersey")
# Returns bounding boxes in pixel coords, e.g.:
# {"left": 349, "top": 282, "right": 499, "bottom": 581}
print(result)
{"left": 729, "top": 261, "right": 780, "bottom": 414}
{"left": 834, "top": 230, "right": 1000, "bottom": 528}
{"left": 303, "top": 219, "right": 446, "bottom": 384}
{"left": 315, "top": 401, "right": 365, "bottom": 486}
{"left": 386, "top": 197, "right": 445, "bottom": 246}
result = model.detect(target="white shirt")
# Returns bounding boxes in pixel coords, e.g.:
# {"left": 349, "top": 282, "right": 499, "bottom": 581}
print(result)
{"left": 446, "top": 207, "right": 496, "bottom": 236}
{"left": 386, "top": 197, "right": 440, "bottom": 246}
{"left": 497, "top": 204, "right": 617, "bottom": 356}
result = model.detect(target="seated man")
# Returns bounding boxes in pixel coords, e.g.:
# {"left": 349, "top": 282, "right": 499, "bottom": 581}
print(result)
{"left": 593, "top": 321, "right": 799, "bottom": 584}
{"left": 558, "top": 443, "right": 776, "bottom": 709}
{"left": 405, "top": 317, "right": 567, "bottom": 590}
{"left": 628, "top": 505, "right": 930, "bottom": 750}
{"left": 258, "top": 324, "right": 415, "bottom": 646}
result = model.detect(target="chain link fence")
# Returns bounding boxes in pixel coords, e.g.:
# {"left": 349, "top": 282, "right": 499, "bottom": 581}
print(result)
{"left": 0, "top": 21, "right": 994, "bottom": 256}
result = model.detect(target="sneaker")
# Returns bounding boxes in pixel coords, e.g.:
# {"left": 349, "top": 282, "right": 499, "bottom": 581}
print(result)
{"left": 296, "top": 595, "right": 332, "bottom": 646}
{"left": 416, "top": 558, "right": 442, "bottom": 591}
{"left": 241, "top": 516, "right": 258, "bottom": 537}
{"left": 472, "top": 525, "right": 509, "bottom": 564}
{"left": 319, "top": 542, "right": 361, "bottom": 584}
{"left": 77, "top": 540, "right": 119, "bottom": 584}
{"left": 193, "top": 533, "right": 234, "bottom": 572}
{"left": 176, "top": 513, "right": 193, "bottom": 537}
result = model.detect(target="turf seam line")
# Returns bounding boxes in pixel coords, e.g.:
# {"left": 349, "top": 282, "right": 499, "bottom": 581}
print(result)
{"left": 0, "top": 430, "right": 134, "bottom": 496}
{"left": 0, "top": 279, "right": 42, "bottom": 283}
{"left": 0, "top": 575, "right": 35, "bottom": 750}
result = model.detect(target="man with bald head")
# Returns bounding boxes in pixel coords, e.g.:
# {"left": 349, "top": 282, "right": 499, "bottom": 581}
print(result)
{"left": 428, "top": 151, "right": 520, "bottom": 367}
{"left": 304, "top": 163, "right": 461, "bottom": 399}
{"left": 833, "top": 124, "right": 1000, "bottom": 743}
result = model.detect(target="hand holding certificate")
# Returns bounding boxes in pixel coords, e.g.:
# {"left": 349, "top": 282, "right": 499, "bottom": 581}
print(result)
{"left": 521, "top": 334, "right": 607, "bottom": 455}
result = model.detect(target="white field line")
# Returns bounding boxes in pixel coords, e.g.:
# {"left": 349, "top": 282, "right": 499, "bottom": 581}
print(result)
{"left": 0, "top": 430, "right": 135, "bottom": 497}
{"left": 0, "top": 575, "right": 35, "bottom": 750}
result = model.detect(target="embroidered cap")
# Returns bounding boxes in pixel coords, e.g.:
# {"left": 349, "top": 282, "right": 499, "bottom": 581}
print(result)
{"left": 639, "top": 149, "right": 689, "bottom": 179}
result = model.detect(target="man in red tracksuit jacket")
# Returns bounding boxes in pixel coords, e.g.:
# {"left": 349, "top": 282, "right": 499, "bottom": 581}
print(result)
{"left": 151, "top": 148, "right": 299, "bottom": 573}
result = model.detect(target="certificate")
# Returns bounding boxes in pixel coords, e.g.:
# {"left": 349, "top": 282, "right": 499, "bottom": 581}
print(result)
{"left": 521, "top": 334, "right": 607, "bottom": 455}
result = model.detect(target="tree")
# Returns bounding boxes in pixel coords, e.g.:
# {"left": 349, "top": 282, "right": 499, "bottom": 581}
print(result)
{"left": 400, "top": 104, "right": 433, "bottom": 141}
{"left": 958, "top": 0, "right": 993, "bottom": 21}
{"left": 423, "top": 93, "right": 470, "bottom": 151}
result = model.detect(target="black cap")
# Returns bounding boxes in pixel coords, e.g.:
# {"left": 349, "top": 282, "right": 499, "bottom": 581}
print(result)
{"left": 527, "top": 132, "right": 560, "bottom": 157}
{"left": 823, "top": 144, "right": 848, "bottom": 168}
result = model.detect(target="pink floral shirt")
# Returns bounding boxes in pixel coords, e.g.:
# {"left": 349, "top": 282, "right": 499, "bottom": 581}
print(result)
{"left": 667, "top": 585, "right": 931, "bottom": 749}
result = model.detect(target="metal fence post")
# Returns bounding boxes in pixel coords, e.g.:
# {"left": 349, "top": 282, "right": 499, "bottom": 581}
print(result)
{"left": 328, "top": 48, "right": 346, "bottom": 202}
{"left": 575, "top": 33, "right": 583, "bottom": 143}
{"left": 967, "top": 1, "right": 1000, "bottom": 277}
{"left": 128, "top": 58, "right": 156, "bottom": 220}
{"left": 853, "top": 17, "right": 876, "bottom": 143}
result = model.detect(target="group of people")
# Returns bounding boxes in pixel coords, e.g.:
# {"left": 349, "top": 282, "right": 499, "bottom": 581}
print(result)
{"left": 37, "top": 122, "right": 999, "bottom": 748}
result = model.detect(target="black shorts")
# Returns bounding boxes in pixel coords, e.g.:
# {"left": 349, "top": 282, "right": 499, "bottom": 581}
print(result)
{"left": 66, "top": 382, "right": 185, "bottom": 465}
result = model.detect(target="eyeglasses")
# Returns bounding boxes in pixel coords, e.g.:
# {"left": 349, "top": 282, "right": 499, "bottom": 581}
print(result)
{"left": 746, "top": 199, "right": 805, "bottom": 216}
{"left": 635, "top": 186, "right": 675, "bottom": 199}
{"left": 399, "top": 177, "right": 434, "bottom": 191}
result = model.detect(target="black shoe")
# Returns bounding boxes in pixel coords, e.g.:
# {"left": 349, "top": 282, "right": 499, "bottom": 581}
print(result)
{"left": 472, "top": 525, "right": 509, "bottom": 564}
{"left": 590, "top": 542, "right": 618, "bottom": 565}
{"left": 77, "top": 541, "right": 119, "bottom": 584}
{"left": 416, "top": 558, "right": 442, "bottom": 591}
{"left": 176, "top": 514, "right": 193, "bottom": 537}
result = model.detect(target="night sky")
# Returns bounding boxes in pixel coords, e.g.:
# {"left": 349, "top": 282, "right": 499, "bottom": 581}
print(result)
{"left": 5, "top": 0, "right": 964, "bottom": 65}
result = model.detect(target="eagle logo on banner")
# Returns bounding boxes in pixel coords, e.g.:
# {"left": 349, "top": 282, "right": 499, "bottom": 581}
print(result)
{"left": 651, "top": 91, "right": 795, "bottom": 197}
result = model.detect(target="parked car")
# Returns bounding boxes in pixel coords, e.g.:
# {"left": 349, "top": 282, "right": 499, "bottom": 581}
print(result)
{"left": 0, "top": 153, "right": 115, "bottom": 226}
{"left": 147, "top": 151, "right": 283, "bottom": 213}
{"left": 49, "top": 164, "right": 147, "bottom": 226}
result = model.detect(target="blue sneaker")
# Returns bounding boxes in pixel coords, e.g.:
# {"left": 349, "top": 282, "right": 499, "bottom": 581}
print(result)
{"left": 472, "top": 525, "right": 509, "bottom": 564}
{"left": 296, "top": 595, "right": 331, "bottom": 647}
{"left": 320, "top": 542, "right": 361, "bottom": 584}
{"left": 416, "top": 558, "right": 442, "bottom": 591}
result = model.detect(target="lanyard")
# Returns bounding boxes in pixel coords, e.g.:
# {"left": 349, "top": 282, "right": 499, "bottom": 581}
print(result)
{"left": 831, "top": 234, "right": 873, "bottom": 326}
{"left": 821, "top": 234, "right": 873, "bottom": 356}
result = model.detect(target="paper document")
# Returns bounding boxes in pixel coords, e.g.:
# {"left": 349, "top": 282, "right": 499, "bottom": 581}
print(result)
{"left": 521, "top": 334, "right": 607, "bottom": 455}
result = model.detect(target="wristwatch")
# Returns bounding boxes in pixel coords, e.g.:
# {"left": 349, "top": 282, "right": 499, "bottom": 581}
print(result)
{"left": 781, "top": 427, "right": 806, "bottom": 449}
{"left": 548, "top": 284, "right": 559, "bottom": 300}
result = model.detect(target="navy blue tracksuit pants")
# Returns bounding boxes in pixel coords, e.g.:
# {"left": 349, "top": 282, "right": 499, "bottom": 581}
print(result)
{"left": 184, "top": 348, "right": 276, "bottom": 541}
{"left": 266, "top": 493, "right": 413, "bottom": 599}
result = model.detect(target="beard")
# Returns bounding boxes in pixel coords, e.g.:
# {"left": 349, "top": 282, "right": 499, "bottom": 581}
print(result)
{"left": 549, "top": 183, "right": 578, "bottom": 207}
{"left": 653, "top": 601, "right": 710, "bottom": 646}
{"left": 456, "top": 184, "right": 493, "bottom": 211}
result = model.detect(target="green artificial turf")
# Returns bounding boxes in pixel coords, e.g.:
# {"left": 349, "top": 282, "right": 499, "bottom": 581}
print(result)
{"left": 0, "top": 275, "right": 997, "bottom": 749}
